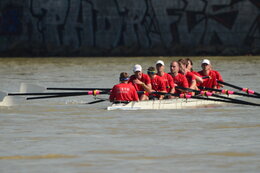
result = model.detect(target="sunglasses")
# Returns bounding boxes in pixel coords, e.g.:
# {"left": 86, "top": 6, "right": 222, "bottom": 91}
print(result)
{"left": 147, "top": 71, "right": 156, "bottom": 75}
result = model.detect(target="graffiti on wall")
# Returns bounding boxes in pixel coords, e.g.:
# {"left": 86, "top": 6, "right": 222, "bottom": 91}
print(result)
{"left": 0, "top": 4, "right": 23, "bottom": 35}
{"left": 0, "top": 0, "right": 259, "bottom": 52}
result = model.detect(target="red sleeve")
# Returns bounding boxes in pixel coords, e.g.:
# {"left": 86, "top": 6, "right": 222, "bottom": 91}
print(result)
{"left": 211, "top": 72, "right": 218, "bottom": 86}
{"left": 109, "top": 85, "right": 116, "bottom": 101}
{"left": 187, "top": 72, "right": 196, "bottom": 80}
{"left": 131, "top": 85, "right": 139, "bottom": 101}
{"left": 192, "top": 71, "right": 201, "bottom": 77}
{"left": 182, "top": 75, "right": 189, "bottom": 88}
{"left": 128, "top": 75, "right": 135, "bottom": 84}
{"left": 214, "top": 71, "right": 223, "bottom": 82}
{"left": 167, "top": 73, "right": 175, "bottom": 88}
{"left": 143, "top": 74, "right": 151, "bottom": 85}
{"left": 158, "top": 77, "right": 166, "bottom": 91}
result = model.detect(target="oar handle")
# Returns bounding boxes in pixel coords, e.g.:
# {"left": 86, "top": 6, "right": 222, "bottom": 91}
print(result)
{"left": 202, "top": 76, "right": 210, "bottom": 79}
{"left": 198, "top": 86, "right": 235, "bottom": 95}
{"left": 191, "top": 96, "right": 260, "bottom": 106}
{"left": 176, "top": 86, "right": 260, "bottom": 106}
{"left": 25, "top": 91, "right": 110, "bottom": 100}
{"left": 217, "top": 81, "right": 260, "bottom": 96}
{"left": 198, "top": 86, "right": 260, "bottom": 98}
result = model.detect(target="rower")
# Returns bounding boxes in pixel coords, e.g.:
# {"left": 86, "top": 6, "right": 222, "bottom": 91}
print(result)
{"left": 197, "top": 59, "right": 218, "bottom": 89}
{"left": 169, "top": 61, "right": 189, "bottom": 94}
{"left": 109, "top": 72, "right": 139, "bottom": 103}
{"left": 210, "top": 65, "right": 224, "bottom": 89}
{"left": 155, "top": 60, "right": 175, "bottom": 98}
{"left": 147, "top": 66, "right": 166, "bottom": 100}
{"left": 178, "top": 58, "right": 198, "bottom": 91}
{"left": 186, "top": 58, "right": 203, "bottom": 85}
{"left": 129, "top": 64, "right": 151, "bottom": 101}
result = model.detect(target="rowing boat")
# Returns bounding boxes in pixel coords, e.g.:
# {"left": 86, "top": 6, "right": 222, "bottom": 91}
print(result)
{"left": 1, "top": 83, "right": 258, "bottom": 109}
{"left": 107, "top": 96, "right": 236, "bottom": 110}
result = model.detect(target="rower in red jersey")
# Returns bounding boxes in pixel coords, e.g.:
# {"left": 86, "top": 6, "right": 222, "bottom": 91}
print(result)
{"left": 210, "top": 67, "right": 224, "bottom": 88}
{"left": 129, "top": 64, "right": 152, "bottom": 101}
{"left": 186, "top": 58, "right": 203, "bottom": 85}
{"left": 178, "top": 58, "right": 198, "bottom": 91}
{"left": 169, "top": 61, "right": 189, "bottom": 94}
{"left": 147, "top": 66, "right": 166, "bottom": 100}
{"left": 198, "top": 59, "right": 218, "bottom": 89}
{"left": 155, "top": 60, "right": 175, "bottom": 98}
{"left": 109, "top": 72, "right": 139, "bottom": 102}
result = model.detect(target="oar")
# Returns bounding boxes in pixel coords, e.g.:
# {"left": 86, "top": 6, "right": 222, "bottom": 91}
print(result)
{"left": 87, "top": 99, "right": 107, "bottom": 104}
{"left": 176, "top": 86, "right": 260, "bottom": 106}
{"left": 190, "top": 95, "right": 260, "bottom": 107}
{"left": 47, "top": 87, "right": 111, "bottom": 91}
{"left": 202, "top": 76, "right": 210, "bottom": 79}
{"left": 217, "top": 81, "right": 260, "bottom": 96}
{"left": 0, "top": 91, "right": 7, "bottom": 102}
{"left": 24, "top": 91, "right": 150, "bottom": 100}
{"left": 198, "top": 86, "right": 260, "bottom": 99}
{"left": 148, "top": 91, "right": 260, "bottom": 107}
{"left": 25, "top": 91, "right": 110, "bottom": 100}
{"left": 8, "top": 90, "right": 109, "bottom": 96}
{"left": 19, "top": 83, "right": 112, "bottom": 92}
{"left": 26, "top": 94, "right": 84, "bottom": 100}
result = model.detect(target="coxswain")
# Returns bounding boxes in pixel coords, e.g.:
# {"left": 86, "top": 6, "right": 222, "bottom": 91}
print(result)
{"left": 129, "top": 64, "right": 152, "bottom": 101}
{"left": 147, "top": 66, "right": 166, "bottom": 100}
{"left": 169, "top": 61, "right": 189, "bottom": 94}
{"left": 155, "top": 60, "right": 175, "bottom": 98}
{"left": 109, "top": 72, "right": 139, "bottom": 103}
{"left": 197, "top": 59, "right": 218, "bottom": 89}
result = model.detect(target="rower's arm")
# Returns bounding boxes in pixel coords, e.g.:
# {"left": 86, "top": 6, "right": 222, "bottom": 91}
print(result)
{"left": 194, "top": 75, "right": 203, "bottom": 83}
{"left": 142, "top": 83, "right": 152, "bottom": 93}
{"left": 169, "top": 87, "right": 175, "bottom": 94}
{"left": 189, "top": 80, "right": 197, "bottom": 90}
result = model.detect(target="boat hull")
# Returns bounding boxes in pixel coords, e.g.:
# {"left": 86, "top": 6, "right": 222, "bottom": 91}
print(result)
{"left": 107, "top": 97, "right": 232, "bottom": 110}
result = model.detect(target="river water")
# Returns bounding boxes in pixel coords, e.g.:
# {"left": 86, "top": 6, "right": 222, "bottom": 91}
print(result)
{"left": 0, "top": 56, "right": 260, "bottom": 173}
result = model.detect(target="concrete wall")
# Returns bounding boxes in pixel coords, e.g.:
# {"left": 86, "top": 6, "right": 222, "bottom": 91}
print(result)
{"left": 0, "top": 0, "right": 259, "bottom": 57}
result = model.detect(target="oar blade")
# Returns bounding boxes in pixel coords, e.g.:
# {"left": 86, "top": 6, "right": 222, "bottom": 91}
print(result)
{"left": 87, "top": 99, "right": 107, "bottom": 104}
{"left": 0, "top": 96, "right": 26, "bottom": 107}
{"left": 20, "top": 83, "right": 46, "bottom": 93}
{"left": 0, "top": 91, "right": 7, "bottom": 102}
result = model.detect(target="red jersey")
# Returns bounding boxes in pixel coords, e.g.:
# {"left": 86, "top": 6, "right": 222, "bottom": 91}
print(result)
{"left": 191, "top": 71, "right": 202, "bottom": 86}
{"left": 151, "top": 75, "right": 166, "bottom": 92}
{"left": 129, "top": 73, "right": 151, "bottom": 91}
{"left": 150, "top": 75, "right": 166, "bottom": 98}
{"left": 157, "top": 73, "right": 174, "bottom": 93}
{"left": 171, "top": 73, "right": 189, "bottom": 93}
{"left": 211, "top": 70, "right": 223, "bottom": 88}
{"left": 109, "top": 83, "right": 139, "bottom": 101}
{"left": 198, "top": 70, "right": 217, "bottom": 88}
{"left": 129, "top": 73, "right": 151, "bottom": 97}
{"left": 185, "top": 72, "right": 196, "bottom": 87}
{"left": 191, "top": 71, "right": 201, "bottom": 76}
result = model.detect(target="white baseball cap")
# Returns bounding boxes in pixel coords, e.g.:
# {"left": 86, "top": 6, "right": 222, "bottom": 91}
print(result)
{"left": 133, "top": 64, "right": 142, "bottom": 72}
{"left": 201, "top": 59, "right": 210, "bottom": 65}
{"left": 156, "top": 60, "right": 165, "bottom": 66}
